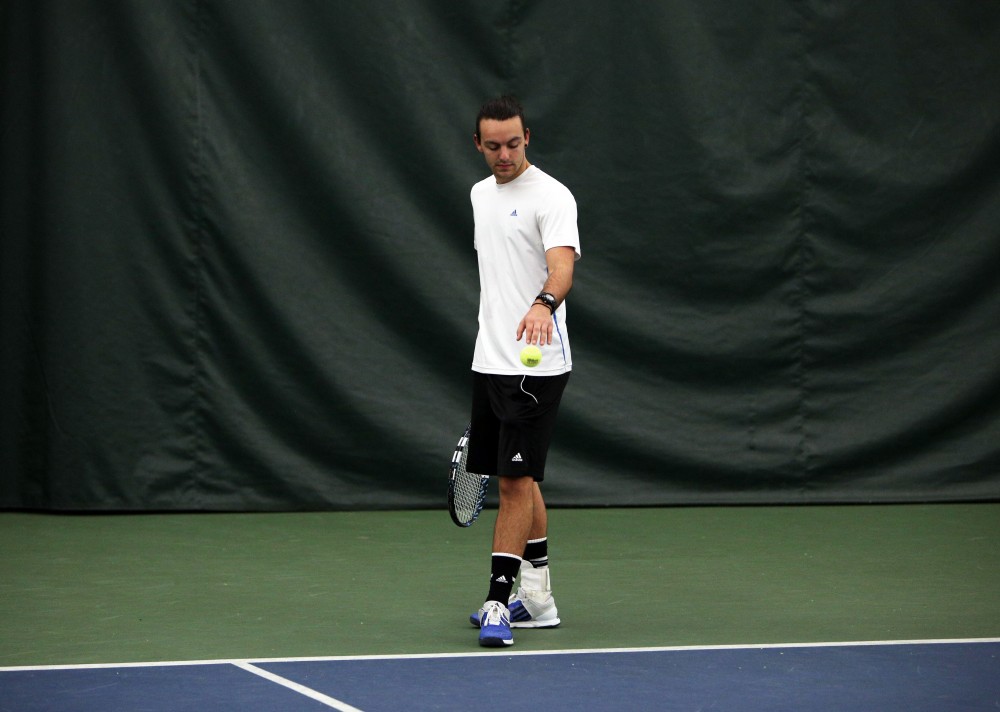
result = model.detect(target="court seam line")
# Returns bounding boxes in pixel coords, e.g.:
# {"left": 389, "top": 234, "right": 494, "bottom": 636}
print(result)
{"left": 2, "top": 637, "right": 998, "bottom": 672}
{"left": 233, "top": 662, "right": 366, "bottom": 712}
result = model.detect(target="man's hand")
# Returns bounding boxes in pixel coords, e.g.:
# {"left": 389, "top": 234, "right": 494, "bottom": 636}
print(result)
{"left": 517, "top": 304, "right": 555, "bottom": 346}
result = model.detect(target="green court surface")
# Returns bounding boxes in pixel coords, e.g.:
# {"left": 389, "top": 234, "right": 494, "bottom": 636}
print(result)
{"left": 1, "top": 504, "right": 997, "bottom": 667}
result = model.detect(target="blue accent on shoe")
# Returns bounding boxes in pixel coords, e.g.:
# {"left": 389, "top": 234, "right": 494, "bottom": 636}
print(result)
{"left": 479, "top": 623, "right": 513, "bottom": 647}
{"left": 508, "top": 599, "right": 532, "bottom": 623}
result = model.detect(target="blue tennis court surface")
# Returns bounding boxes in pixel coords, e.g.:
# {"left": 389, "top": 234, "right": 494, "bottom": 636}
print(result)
{"left": 2, "top": 639, "right": 998, "bottom": 711}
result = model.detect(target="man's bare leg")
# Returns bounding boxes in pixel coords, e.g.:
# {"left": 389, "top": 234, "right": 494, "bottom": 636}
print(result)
{"left": 528, "top": 481, "right": 547, "bottom": 540}
{"left": 493, "top": 475, "right": 535, "bottom": 555}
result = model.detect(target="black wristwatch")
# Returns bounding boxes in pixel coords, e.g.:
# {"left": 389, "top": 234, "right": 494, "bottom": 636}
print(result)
{"left": 534, "top": 292, "right": 557, "bottom": 313}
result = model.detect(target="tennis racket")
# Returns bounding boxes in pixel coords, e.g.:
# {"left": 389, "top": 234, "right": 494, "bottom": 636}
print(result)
{"left": 448, "top": 423, "right": 489, "bottom": 527}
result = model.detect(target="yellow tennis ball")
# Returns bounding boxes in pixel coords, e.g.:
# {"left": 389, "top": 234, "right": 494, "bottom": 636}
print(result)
{"left": 520, "top": 345, "right": 542, "bottom": 367}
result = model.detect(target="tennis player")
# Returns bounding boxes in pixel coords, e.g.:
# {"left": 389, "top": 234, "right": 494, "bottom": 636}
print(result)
{"left": 466, "top": 95, "right": 581, "bottom": 647}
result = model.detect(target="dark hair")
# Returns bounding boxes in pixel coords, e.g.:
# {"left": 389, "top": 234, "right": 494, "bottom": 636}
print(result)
{"left": 475, "top": 95, "right": 526, "bottom": 138}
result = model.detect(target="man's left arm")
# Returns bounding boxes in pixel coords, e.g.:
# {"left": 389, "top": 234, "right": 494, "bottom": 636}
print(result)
{"left": 517, "top": 246, "right": 577, "bottom": 346}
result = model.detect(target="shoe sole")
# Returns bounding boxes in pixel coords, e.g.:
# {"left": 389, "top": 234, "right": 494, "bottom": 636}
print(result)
{"left": 479, "top": 636, "right": 514, "bottom": 647}
{"left": 511, "top": 617, "right": 560, "bottom": 629}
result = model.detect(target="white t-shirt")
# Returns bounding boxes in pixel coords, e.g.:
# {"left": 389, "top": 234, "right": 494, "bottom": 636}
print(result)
{"left": 471, "top": 165, "right": 581, "bottom": 375}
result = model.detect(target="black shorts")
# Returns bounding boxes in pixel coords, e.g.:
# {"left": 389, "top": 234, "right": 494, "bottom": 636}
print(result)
{"left": 467, "top": 371, "right": 570, "bottom": 481}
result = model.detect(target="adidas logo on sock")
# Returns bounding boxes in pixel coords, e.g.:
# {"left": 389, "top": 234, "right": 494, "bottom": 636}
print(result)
{"left": 511, "top": 453, "right": 523, "bottom": 462}
{"left": 495, "top": 575, "right": 510, "bottom": 584}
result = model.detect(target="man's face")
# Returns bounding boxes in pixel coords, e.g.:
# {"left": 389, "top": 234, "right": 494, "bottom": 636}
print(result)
{"left": 475, "top": 117, "right": 530, "bottom": 184}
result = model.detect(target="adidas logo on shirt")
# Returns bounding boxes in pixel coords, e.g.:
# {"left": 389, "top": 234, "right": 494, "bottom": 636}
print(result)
{"left": 511, "top": 453, "right": 523, "bottom": 462}
{"left": 510, "top": 209, "right": 518, "bottom": 217}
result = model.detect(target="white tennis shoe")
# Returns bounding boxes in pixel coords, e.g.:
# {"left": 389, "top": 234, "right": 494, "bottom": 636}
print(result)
{"left": 507, "top": 585, "right": 560, "bottom": 628}
{"left": 470, "top": 565, "right": 561, "bottom": 629}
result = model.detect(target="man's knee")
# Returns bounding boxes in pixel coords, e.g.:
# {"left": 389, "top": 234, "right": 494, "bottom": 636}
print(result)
{"left": 498, "top": 475, "right": 535, "bottom": 499}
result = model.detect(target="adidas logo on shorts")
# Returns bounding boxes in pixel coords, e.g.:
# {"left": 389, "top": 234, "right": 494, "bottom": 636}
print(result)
{"left": 511, "top": 453, "right": 523, "bottom": 462}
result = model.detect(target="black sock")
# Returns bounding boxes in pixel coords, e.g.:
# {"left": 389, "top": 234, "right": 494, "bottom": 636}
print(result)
{"left": 522, "top": 537, "right": 548, "bottom": 568}
{"left": 486, "top": 554, "right": 521, "bottom": 603}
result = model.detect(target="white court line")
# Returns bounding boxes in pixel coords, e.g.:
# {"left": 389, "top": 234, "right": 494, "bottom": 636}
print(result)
{"left": 2, "top": 636, "right": 998, "bottom": 672}
{"left": 233, "top": 662, "right": 365, "bottom": 712}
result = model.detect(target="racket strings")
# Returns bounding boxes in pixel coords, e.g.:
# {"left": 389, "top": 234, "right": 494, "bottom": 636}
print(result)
{"left": 452, "top": 461, "right": 486, "bottom": 520}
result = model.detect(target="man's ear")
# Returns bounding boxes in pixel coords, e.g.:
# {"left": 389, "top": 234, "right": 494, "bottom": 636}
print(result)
{"left": 474, "top": 134, "right": 484, "bottom": 153}
{"left": 524, "top": 128, "right": 530, "bottom": 146}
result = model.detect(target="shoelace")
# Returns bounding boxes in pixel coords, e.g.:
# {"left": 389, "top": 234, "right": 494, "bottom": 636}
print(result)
{"left": 482, "top": 602, "right": 509, "bottom": 627}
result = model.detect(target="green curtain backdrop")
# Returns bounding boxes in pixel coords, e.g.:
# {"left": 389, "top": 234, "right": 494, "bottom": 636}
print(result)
{"left": 2, "top": 1, "right": 998, "bottom": 510}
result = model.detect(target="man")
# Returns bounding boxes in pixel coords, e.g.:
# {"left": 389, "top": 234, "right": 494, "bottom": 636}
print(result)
{"left": 466, "top": 95, "right": 581, "bottom": 647}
